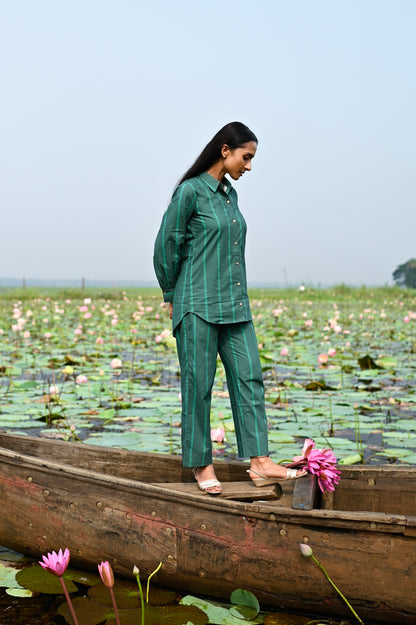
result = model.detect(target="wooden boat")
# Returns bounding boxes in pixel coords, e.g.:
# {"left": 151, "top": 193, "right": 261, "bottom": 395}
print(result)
{"left": 0, "top": 431, "right": 415, "bottom": 624}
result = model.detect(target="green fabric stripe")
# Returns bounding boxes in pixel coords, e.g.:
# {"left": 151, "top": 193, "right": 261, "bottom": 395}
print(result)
{"left": 242, "top": 323, "right": 261, "bottom": 453}
{"left": 203, "top": 185, "right": 223, "bottom": 321}
{"left": 219, "top": 195, "right": 235, "bottom": 322}
{"left": 224, "top": 326, "right": 245, "bottom": 450}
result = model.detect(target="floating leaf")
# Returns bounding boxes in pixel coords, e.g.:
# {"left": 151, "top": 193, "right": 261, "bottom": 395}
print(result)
{"left": 96, "top": 408, "right": 116, "bottom": 422}
{"left": 230, "top": 588, "right": 260, "bottom": 619}
{"left": 303, "top": 380, "right": 336, "bottom": 391}
{"left": 89, "top": 580, "right": 140, "bottom": 609}
{"left": 6, "top": 587, "right": 34, "bottom": 597}
{"left": 358, "top": 355, "right": 383, "bottom": 370}
{"left": 338, "top": 454, "right": 363, "bottom": 465}
{"left": 181, "top": 595, "right": 263, "bottom": 624}
{"left": 0, "top": 562, "right": 21, "bottom": 589}
{"left": 16, "top": 565, "right": 78, "bottom": 594}
{"left": 58, "top": 595, "right": 111, "bottom": 625}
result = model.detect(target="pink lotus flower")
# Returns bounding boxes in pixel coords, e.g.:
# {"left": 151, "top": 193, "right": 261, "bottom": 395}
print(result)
{"left": 280, "top": 346, "right": 289, "bottom": 356}
{"left": 74, "top": 328, "right": 82, "bottom": 336}
{"left": 49, "top": 385, "right": 59, "bottom": 395}
{"left": 317, "top": 353, "right": 328, "bottom": 364}
{"left": 327, "top": 348, "right": 336, "bottom": 357}
{"left": 304, "top": 319, "right": 313, "bottom": 327}
{"left": 111, "top": 358, "right": 122, "bottom": 369}
{"left": 96, "top": 337, "right": 104, "bottom": 344}
{"left": 404, "top": 315, "right": 410, "bottom": 323}
{"left": 98, "top": 561, "right": 120, "bottom": 625}
{"left": 76, "top": 374, "right": 88, "bottom": 384}
{"left": 39, "top": 548, "right": 70, "bottom": 577}
{"left": 40, "top": 549, "right": 80, "bottom": 625}
{"left": 289, "top": 438, "right": 341, "bottom": 493}
{"left": 210, "top": 427, "right": 225, "bottom": 443}
{"left": 98, "top": 561, "right": 115, "bottom": 588}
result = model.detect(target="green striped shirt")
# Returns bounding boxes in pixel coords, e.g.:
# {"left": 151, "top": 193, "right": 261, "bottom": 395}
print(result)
{"left": 153, "top": 172, "right": 252, "bottom": 330}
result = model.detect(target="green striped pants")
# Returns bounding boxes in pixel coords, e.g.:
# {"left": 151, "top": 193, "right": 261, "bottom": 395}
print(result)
{"left": 174, "top": 313, "right": 269, "bottom": 467}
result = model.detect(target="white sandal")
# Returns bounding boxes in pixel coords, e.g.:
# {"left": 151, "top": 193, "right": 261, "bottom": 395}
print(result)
{"left": 193, "top": 467, "right": 222, "bottom": 495}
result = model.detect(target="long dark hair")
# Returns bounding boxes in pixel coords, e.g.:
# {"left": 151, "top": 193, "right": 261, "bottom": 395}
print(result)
{"left": 176, "top": 121, "right": 258, "bottom": 188}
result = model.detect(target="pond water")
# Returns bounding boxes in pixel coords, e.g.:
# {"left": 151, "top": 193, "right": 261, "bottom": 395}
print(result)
{"left": 1, "top": 287, "right": 416, "bottom": 623}
{"left": 0, "top": 545, "right": 365, "bottom": 625}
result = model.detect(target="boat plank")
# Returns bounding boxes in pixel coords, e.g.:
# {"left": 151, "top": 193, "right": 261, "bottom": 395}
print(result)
{"left": 153, "top": 481, "right": 282, "bottom": 501}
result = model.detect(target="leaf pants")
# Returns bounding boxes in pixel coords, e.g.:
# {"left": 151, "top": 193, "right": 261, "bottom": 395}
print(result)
{"left": 174, "top": 313, "right": 269, "bottom": 467}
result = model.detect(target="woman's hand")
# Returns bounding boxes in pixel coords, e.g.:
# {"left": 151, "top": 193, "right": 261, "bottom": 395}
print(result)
{"left": 169, "top": 302, "right": 173, "bottom": 319}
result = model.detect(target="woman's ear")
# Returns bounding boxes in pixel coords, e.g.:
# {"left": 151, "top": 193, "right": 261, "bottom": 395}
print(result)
{"left": 221, "top": 144, "right": 231, "bottom": 159}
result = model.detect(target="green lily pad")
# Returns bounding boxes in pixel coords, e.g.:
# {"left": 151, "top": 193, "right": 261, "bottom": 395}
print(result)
{"left": 0, "top": 562, "right": 21, "bottom": 589}
{"left": 230, "top": 589, "right": 260, "bottom": 619}
{"left": 6, "top": 587, "right": 34, "bottom": 597}
{"left": 16, "top": 565, "right": 79, "bottom": 594}
{"left": 181, "top": 595, "right": 263, "bottom": 624}
{"left": 89, "top": 580, "right": 140, "bottom": 609}
{"left": 57, "top": 595, "right": 112, "bottom": 625}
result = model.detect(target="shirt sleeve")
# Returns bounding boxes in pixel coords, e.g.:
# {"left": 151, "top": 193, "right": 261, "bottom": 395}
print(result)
{"left": 153, "top": 182, "right": 196, "bottom": 302}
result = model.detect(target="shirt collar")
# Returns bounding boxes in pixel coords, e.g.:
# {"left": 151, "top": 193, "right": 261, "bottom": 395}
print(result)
{"left": 199, "top": 172, "right": 232, "bottom": 195}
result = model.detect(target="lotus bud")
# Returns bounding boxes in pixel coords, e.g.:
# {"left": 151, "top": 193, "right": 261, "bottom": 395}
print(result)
{"left": 98, "top": 561, "right": 114, "bottom": 588}
{"left": 299, "top": 543, "right": 313, "bottom": 557}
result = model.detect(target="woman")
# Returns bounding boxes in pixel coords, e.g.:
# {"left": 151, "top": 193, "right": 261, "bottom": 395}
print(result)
{"left": 153, "top": 122, "right": 305, "bottom": 494}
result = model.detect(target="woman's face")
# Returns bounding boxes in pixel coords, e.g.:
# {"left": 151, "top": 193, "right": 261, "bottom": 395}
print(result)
{"left": 222, "top": 141, "right": 257, "bottom": 180}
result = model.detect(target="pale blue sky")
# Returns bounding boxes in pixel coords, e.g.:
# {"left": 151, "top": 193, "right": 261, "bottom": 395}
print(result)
{"left": 1, "top": 1, "right": 415, "bottom": 286}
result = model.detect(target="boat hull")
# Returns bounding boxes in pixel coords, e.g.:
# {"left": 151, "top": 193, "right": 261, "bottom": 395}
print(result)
{"left": 0, "top": 432, "right": 415, "bottom": 624}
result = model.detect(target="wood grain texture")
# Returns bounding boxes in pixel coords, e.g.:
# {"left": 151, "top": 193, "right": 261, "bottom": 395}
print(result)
{"left": 0, "top": 432, "right": 415, "bottom": 624}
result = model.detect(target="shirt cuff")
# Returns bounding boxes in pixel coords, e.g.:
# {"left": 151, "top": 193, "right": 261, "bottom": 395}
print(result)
{"left": 162, "top": 290, "right": 173, "bottom": 303}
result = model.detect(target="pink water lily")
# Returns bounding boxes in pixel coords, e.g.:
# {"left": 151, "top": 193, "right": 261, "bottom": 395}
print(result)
{"left": 98, "top": 560, "right": 115, "bottom": 588}
{"left": 39, "top": 548, "right": 70, "bottom": 576}
{"left": 210, "top": 427, "right": 225, "bottom": 443}
{"left": 39, "top": 548, "right": 80, "bottom": 625}
{"left": 98, "top": 561, "right": 120, "bottom": 625}
{"left": 289, "top": 438, "right": 341, "bottom": 493}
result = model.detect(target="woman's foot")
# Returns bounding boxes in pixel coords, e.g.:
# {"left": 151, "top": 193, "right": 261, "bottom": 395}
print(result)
{"left": 248, "top": 456, "right": 306, "bottom": 485}
{"left": 193, "top": 465, "right": 222, "bottom": 495}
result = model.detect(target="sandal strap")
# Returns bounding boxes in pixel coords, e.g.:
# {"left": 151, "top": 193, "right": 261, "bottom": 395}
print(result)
{"left": 199, "top": 479, "right": 221, "bottom": 490}
{"left": 246, "top": 468, "right": 266, "bottom": 479}
{"left": 286, "top": 468, "right": 298, "bottom": 478}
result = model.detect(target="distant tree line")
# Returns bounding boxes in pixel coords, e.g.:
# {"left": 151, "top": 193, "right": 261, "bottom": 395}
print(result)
{"left": 393, "top": 259, "right": 416, "bottom": 289}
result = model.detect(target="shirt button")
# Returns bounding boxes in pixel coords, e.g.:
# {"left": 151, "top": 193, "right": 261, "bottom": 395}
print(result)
{"left": 237, "top": 282, "right": 240, "bottom": 286}
{"left": 227, "top": 200, "right": 230, "bottom": 204}
{"left": 234, "top": 241, "right": 237, "bottom": 245}
{"left": 233, "top": 219, "right": 236, "bottom": 223}
{"left": 236, "top": 262, "right": 239, "bottom": 265}
{"left": 239, "top": 303, "right": 243, "bottom": 306}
